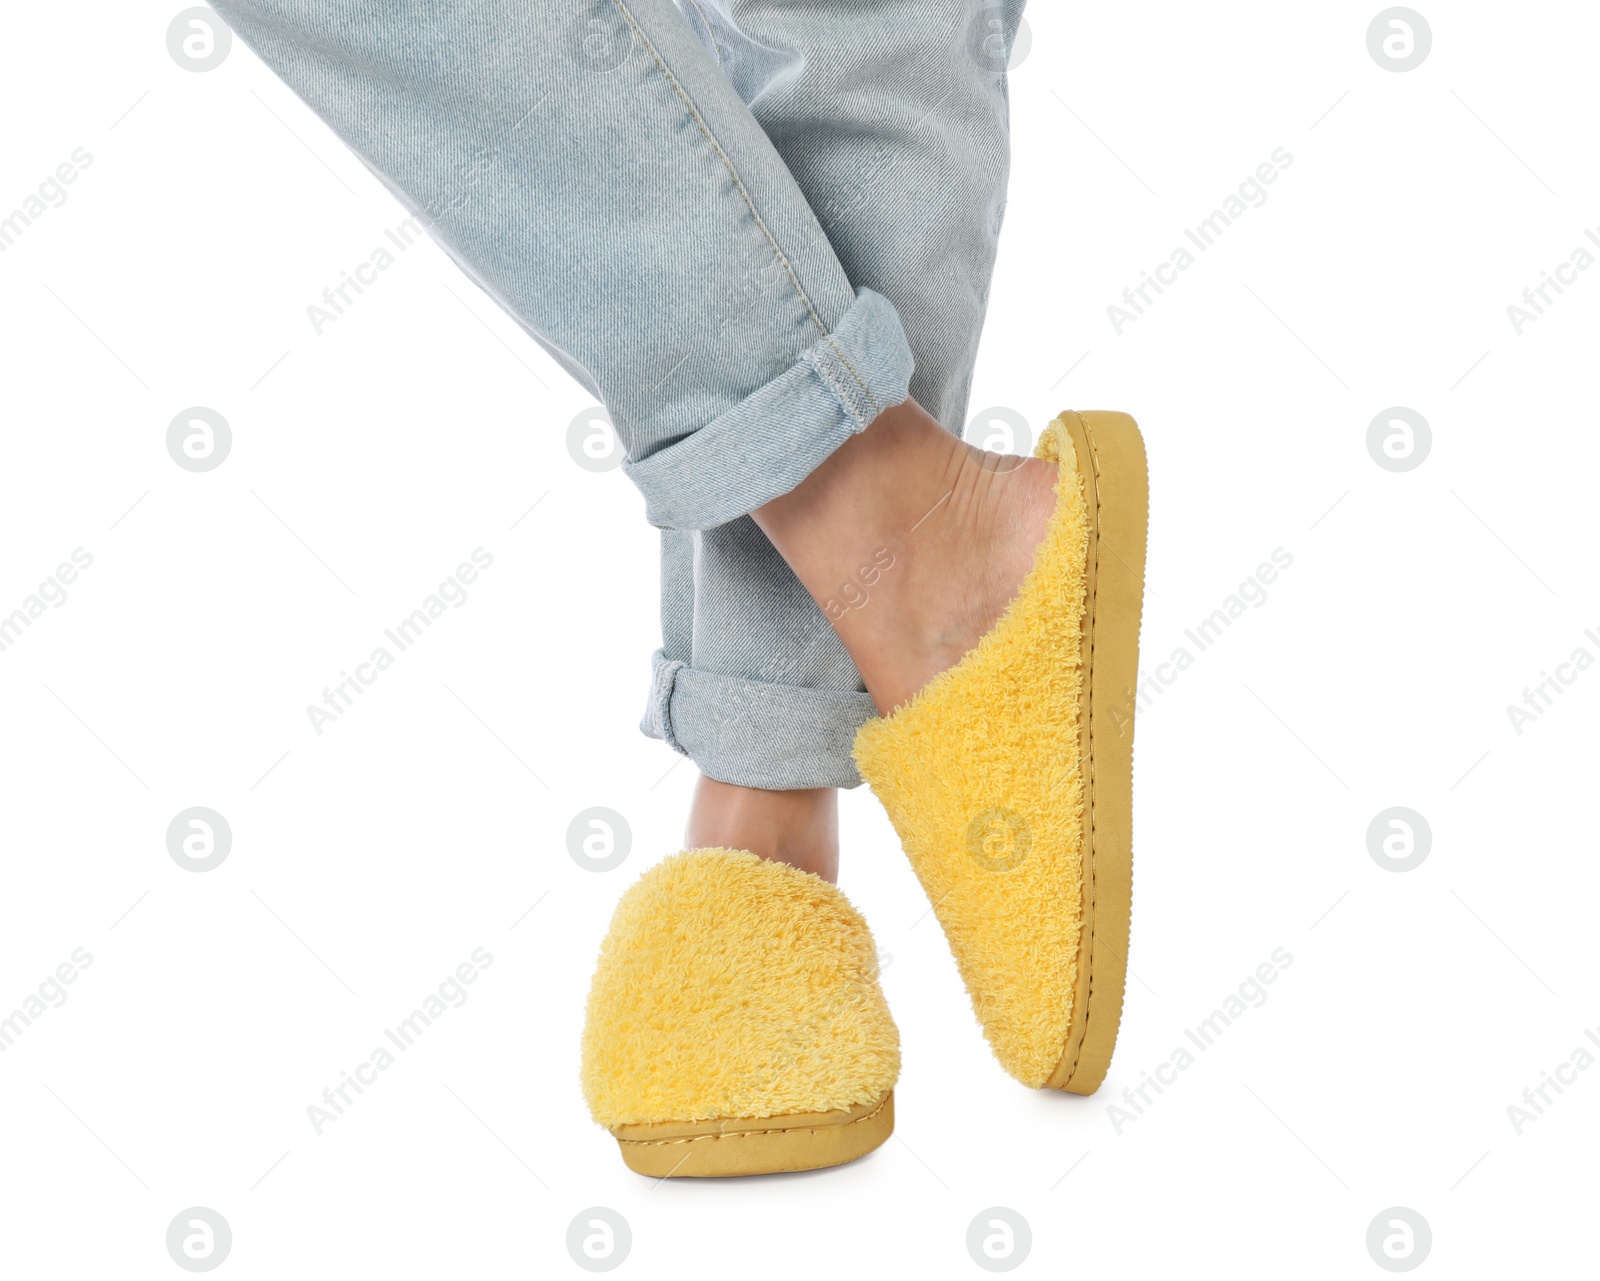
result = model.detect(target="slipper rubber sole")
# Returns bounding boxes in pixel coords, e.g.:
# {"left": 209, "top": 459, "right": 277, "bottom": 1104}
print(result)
{"left": 610, "top": 1092, "right": 895, "bottom": 1177}
{"left": 1043, "top": 410, "right": 1148, "bottom": 1095}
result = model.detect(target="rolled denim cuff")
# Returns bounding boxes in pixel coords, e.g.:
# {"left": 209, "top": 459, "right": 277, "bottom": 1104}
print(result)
{"left": 623, "top": 287, "right": 914, "bottom": 531}
{"left": 641, "top": 649, "right": 877, "bottom": 790}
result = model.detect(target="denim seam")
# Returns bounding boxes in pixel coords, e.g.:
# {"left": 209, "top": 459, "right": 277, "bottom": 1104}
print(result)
{"left": 682, "top": 0, "right": 731, "bottom": 70}
{"left": 821, "top": 335, "right": 880, "bottom": 422}
{"left": 803, "top": 348, "right": 858, "bottom": 425}
{"left": 651, "top": 654, "right": 690, "bottom": 754}
{"left": 607, "top": 0, "right": 881, "bottom": 421}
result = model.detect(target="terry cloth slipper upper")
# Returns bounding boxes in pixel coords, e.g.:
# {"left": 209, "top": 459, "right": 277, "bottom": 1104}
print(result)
{"left": 581, "top": 848, "right": 898, "bottom": 1176}
{"left": 853, "top": 410, "right": 1148, "bottom": 1094}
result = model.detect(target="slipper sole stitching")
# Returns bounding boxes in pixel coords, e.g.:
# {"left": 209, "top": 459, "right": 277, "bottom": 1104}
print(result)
{"left": 613, "top": 1093, "right": 892, "bottom": 1148}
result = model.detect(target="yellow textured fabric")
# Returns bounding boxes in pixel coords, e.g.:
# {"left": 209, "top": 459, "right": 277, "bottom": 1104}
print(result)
{"left": 581, "top": 848, "right": 900, "bottom": 1128}
{"left": 853, "top": 418, "right": 1089, "bottom": 1087}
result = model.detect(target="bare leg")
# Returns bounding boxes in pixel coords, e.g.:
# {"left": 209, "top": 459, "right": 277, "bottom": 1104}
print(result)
{"left": 687, "top": 397, "right": 1051, "bottom": 884}
{"left": 685, "top": 776, "right": 839, "bottom": 882}
{"left": 754, "top": 398, "right": 1059, "bottom": 716}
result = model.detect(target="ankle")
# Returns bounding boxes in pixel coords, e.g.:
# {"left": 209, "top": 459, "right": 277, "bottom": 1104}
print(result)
{"left": 685, "top": 776, "right": 839, "bottom": 882}
{"left": 753, "top": 398, "right": 1059, "bottom": 715}
{"left": 752, "top": 399, "right": 964, "bottom": 585}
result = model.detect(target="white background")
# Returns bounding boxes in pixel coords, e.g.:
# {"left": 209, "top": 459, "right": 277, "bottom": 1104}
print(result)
{"left": 2, "top": 1, "right": 1596, "bottom": 1276}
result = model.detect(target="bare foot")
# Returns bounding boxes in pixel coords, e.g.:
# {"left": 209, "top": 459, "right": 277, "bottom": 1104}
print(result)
{"left": 684, "top": 775, "right": 839, "bottom": 882}
{"left": 753, "top": 399, "right": 1059, "bottom": 715}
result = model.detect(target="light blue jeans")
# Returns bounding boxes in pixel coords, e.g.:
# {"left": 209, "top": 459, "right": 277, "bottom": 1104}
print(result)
{"left": 212, "top": 0, "right": 1026, "bottom": 788}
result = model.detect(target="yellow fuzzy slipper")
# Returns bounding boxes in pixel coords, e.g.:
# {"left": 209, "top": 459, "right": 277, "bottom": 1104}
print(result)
{"left": 853, "top": 410, "right": 1147, "bottom": 1094}
{"left": 581, "top": 848, "right": 899, "bottom": 1176}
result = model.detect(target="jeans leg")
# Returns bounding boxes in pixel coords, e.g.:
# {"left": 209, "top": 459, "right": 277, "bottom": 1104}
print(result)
{"left": 649, "top": 1, "right": 1026, "bottom": 788}
{"left": 692, "top": 0, "right": 1024, "bottom": 432}
{"left": 647, "top": 514, "right": 874, "bottom": 789}
{"left": 210, "top": 0, "right": 914, "bottom": 531}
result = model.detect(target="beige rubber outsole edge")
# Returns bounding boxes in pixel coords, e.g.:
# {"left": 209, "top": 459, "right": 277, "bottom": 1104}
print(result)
{"left": 1044, "top": 411, "right": 1148, "bottom": 1096}
{"left": 610, "top": 1093, "right": 894, "bottom": 1178}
